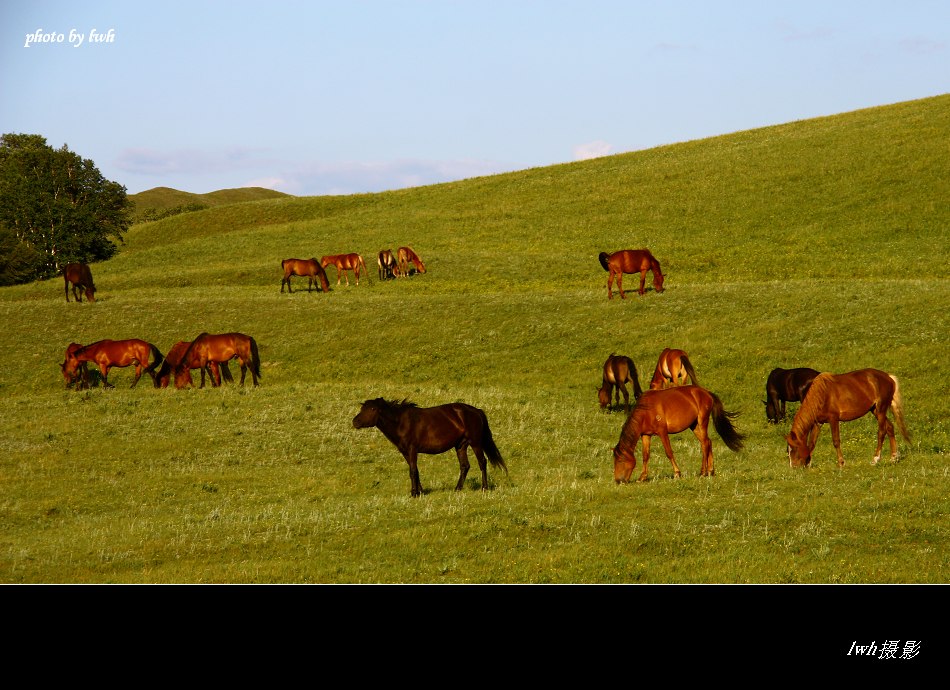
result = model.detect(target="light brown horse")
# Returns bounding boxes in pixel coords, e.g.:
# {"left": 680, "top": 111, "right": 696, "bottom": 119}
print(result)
{"left": 174, "top": 332, "right": 261, "bottom": 388}
{"left": 397, "top": 246, "right": 426, "bottom": 277}
{"left": 613, "top": 386, "right": 745, "bottom": 482}
{"left": 61, "top": 339, "right": 164, "bottom": 389}
{"left": 156, "top": 341, "right": 231, "bottom": 389}
{"left": 377, "top": 249, "right": 399, "bottom": 280}
{"left": 353, "top": 398, "right": 507, "bottom": 497}
{"left": 649, "top": 348, "right": 698, "bottom": 390}
{"left": 786, "top": 369, "right": 910, "bottom": 468}
{"left": 321, "top": 253, "right": 368, "bottom": 286}
{"left": 598, "top": 249, "right": 665, "bottom": 299}
{"left": 281, "top": 258, "right": 331, "bottom": 293}
{"left": 597, "top": 354, "right": 643, "bottom": 411}
{"left": 63, "top": 262, "right": 96, "bottom": 303}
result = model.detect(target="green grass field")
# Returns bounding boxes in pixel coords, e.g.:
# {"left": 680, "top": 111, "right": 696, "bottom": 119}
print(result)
{"left": 1, "top": 95, "right": 947, "bottom": 583}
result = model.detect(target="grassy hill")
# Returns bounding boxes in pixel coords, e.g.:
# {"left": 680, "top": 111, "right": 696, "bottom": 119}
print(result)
{"left": 128, "top": 186, "right": 290, "bottom": 222}
{"left": 1, "top": 94, "right": 948, "bottom": 584}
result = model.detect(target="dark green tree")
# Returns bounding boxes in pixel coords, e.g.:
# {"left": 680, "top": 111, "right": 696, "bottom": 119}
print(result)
{"left": 0, "top": 133, "right": 131, "bottom": 283}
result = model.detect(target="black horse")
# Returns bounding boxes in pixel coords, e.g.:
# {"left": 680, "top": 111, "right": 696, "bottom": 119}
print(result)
{"left": 765, "top": 367, "right": 821, "bottom": 423}
{"left": 353, "top": 398, "right": 507, "bottom": 497}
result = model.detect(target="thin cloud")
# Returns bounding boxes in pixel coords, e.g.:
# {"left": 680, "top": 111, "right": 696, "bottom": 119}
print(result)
{"left": 115, "top": 147, "right": 265, "bottom": 175}
{"left": 573, "top": 141, "right": 612, "bottom": 161}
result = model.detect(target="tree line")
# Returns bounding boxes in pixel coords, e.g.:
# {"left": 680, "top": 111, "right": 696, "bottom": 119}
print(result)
{"left": 0, "top": 133, "right": 131, "bottom": 286}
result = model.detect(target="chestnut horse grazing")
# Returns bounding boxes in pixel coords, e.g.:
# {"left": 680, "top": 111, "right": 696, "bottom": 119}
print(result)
{"left": 377, "top": 249, "right": 399, "bottom": 280}
{"left": 613, "top": 386, "right": 745, "bottom": 482}
{"left": 156, "top": 341, "right": 231, "bottom": 389}
{"left": 61, "top": 339, "right": 164, "bottom": 389}
{"left": 597, "top": 354, "right": 643, "bottom": 411}
{"left": 321, "top": 253, "right": 368, "bottom": 286}
{"left": 281, "top": 258, "right": 330, "bottom": 293}
{"left": 598, "top": 249, "right": 665, "bottom": 299}
{"left": 63, "top": 262, "right": 96, "bottom": 303}
{"left": 352, "top": 398, "right": 507, "bottom": 497}
{"left": 397, "top": 246, "right": 426, "bottom": 276}
{"left": 764, "top": 367, "right": 820, "bottom": 423}
{"left": 786, "top": 369, "right": 909, "bottom": 468}
{"left": 649, "top": 348, "right": 698, "bottom": 390}
{"left": 174, "top": 332, "right": 260, "bottom": 388}
{"left": 61, "top": 342, "right": 89, "bottom": 388}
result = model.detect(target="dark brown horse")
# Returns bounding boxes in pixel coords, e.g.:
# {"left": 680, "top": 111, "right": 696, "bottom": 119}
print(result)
{"left": 397, "top": 246, "right": 426, "bottom": 277}
{"left": 63, "top": 262, "right": 96, "bottom": 303}
{"left": 786, "top": 369, "right": 910, "bottom": 468}
{"left": 156, "top": 341, "right": 231, "bottom": 389}
{"left": 281, "top": 258, "right": 331, "bottom": 293}
{"left": 649, "top": 348, "right": 698, "bottom": 390}
{"left": 598, "top": 249, "right": 665, "bottom": 299}
{"left": 597, "top": 354, "right": 643, "bottom": 411}
{"left": 764, "top": 367, "right": 820, "bottom": 423}
{"left": 174, "top": 332, "right": 261, "bottom": 388}
{"left": 321, "top": 253, "right": 369, "bottom": 286}
{"left": 352, "top": 398, "right": 507, "bottom": 497}
{"left": 61, "top": 339, "right": 164, "bottom": 388}
{"left": 613, "top": 386, "right": 745, "bottom": 482}
{"left": 377, "top": 249, "right": 399, "bottom": 280}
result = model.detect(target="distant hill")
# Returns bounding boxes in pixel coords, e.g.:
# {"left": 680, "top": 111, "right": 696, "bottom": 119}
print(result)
{"left": 128, "top": 186, "right": 291, "bottom": 222}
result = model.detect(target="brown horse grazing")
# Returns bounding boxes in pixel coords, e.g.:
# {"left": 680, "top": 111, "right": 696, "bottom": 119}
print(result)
{"left": 63, "top": 262, "right": 96, "bottom": 303}
{"left": 321, "top": 253, "right": 369, "bottom": 286}
{"left": 613, "top": 386, "right": 745, "bottom": 482}
{"left": 649, "top": 348, "right": 698, "bottom": 390}
{"left": 155, "top": 341, "right": 231, "bottom": 389}
{"left": 597, "top": 354, "right": 643, "bottom": 411}
{"left": 281, "top": 258, "right": 331, "bottom": 293}
{"left": 396, "top": 246, "right": 426, "bottom": 277}
{"left": 764, "top": 367, "right": 820, "bottom": 423}
{"left": 786, "top": 369, "right": 910, "bottom": 468}
{"left": 174, "top": 332, "right": 261, "bottom": 388}
{"left": 377, "top": 249, "right": 399, "bottom": 280}
{"left": 352, "top": 398, "right": 507, "bottom": 497}
{"left": 61, "top": 339, "right": 164, "bottom": 389}
{"left": 61, "top": 342, "right": 89, "bottom": 388}
{"left": 598, "top": 249, "right": 665, "bottom": 299}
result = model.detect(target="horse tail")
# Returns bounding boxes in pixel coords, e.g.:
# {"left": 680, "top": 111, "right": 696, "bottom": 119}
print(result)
{"left": 889, "top": 375, "right": 911, "bottom": 442}
{"left": 598, "top": 252, "right": 610, "bottom": 272}
{"left": 710, "top": 392, "right": 745, "bottom": 452}
{"left": 628, "top": 357, "right": 643, "bottom": 400}
{"left": 480, "top": 411, "right": 508, "bottom": 475}
{"left": 147, "top": 343, "right": 165, "bottom": 387}
{"left": 248, "top": 336, "right": 262, "bottom": 380}
{"left": 318, "top": 263, "right": 330, "bottom": 292}
{"left": 681, "top": 355, "right": 698, "bottom": 386}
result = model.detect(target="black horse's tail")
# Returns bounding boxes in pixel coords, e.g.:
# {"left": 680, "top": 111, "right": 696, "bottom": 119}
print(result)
{"left": 598, "top": 252, "right": 610, "bottom": 272}
{"left": 627, "top": 357, "right": 644, "bottom": 400}
{"left": 249, "top": 336, "right": 262, "bottom": 382}
{"left": 681, "top": 355, "right": 699, "bottom": 386}
{"left": 147, "top": 343, "right": 165, "bottom": 387}
{"left": 480, "top": 411, "right": 508, "bottom": 475}
{"left": 710, "top": 393, "right": 745, "bottom": 452}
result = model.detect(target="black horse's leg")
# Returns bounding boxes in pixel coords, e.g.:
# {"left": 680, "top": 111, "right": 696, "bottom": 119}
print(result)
{"left": 406, "top": 449, "right": 423, "bottom": 497}
{"left": 471, "top": 445, "right": 489, "bottom": 491}
{"left": 454, "top": 445, "right": 471, "bottom": 491}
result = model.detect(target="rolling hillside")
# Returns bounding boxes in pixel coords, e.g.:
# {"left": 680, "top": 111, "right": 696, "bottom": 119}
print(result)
{"left": 128, "top": 186, "right": 291, "bottom": 222}
{"left": 1, "top": 94, "right": 948, "bottom": 584}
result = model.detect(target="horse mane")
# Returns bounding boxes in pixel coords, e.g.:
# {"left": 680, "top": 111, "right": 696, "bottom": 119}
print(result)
{"left": 790, "top": 372, "right": 834, "bottom": 438}
{"left": 369, "top": 397, "right": 418, "bottom": 411}
{"left": 177, "top": 333, "right": 210, "bottom": 370}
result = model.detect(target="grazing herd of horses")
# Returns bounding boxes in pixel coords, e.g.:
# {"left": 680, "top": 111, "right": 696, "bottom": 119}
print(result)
{"left": 58, "top": 245, "right": 911, "bottom": 497}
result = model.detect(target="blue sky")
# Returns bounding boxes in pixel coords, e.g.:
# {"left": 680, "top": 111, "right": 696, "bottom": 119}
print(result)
{"left": 1, "top": 1, "right": 947, "bottom": 196}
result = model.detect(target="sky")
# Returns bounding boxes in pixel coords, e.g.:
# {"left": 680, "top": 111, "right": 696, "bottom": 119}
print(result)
{"left": 1, "top": 1, "right": 948, "bottom": 197}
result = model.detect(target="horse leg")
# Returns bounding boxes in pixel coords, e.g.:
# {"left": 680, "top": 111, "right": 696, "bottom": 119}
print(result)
{"left": 694, "top": 423, "right": 714, "bottom": 477}
{"left": 454, "top": 445, "right": 471, "bottom": 491}
{"left": 830, "top": 419, "right": 845, "bottom": 467}
{"left": 472, "top": 445, "right": 490, "bottom": 491}
{"left": 637, "top": 435, "right": 653, "bottom": 482}
{"left": 616, "top": 271, "right": 625, "bottom": 299}
{"left": 405, "top": 449, "right": 423, "bottom": 497}
{"left": 619, "top": 383, "right": 630, "bottom": 411}
{"left": 873, "top": 411, "right": 896, "bottom": 464}
{"left": 130, "top": 362, "right": 144, "bottom": 388}
{"left": 658, "top": 430, "right": 683, "bottom": 478}
{"left": 99, "top": 364, "right": 114, "bottom": 389}
{"left": 238, "top": 361, "right": 247, "bottom": 386}
{"left": 638, "top": 270, "right": 647, "bottom": 295}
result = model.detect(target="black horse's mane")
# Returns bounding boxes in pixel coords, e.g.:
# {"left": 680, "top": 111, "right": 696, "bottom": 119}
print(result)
{"left": 368, "top": 397, "right": 418, "bottom": 410}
